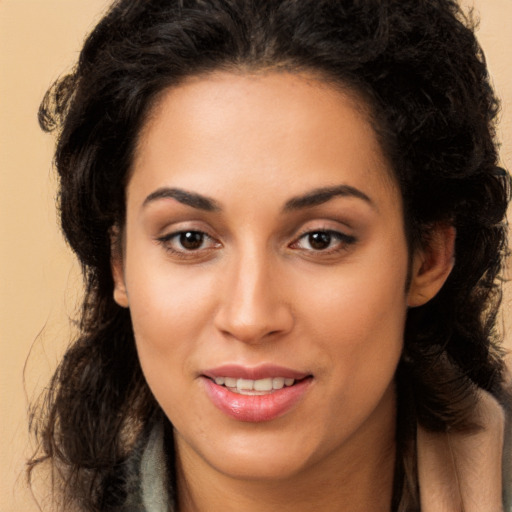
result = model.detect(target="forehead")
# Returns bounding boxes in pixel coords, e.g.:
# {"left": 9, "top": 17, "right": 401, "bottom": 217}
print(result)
{"left": 130, "top": 71, "right": 397, "bottom": 207}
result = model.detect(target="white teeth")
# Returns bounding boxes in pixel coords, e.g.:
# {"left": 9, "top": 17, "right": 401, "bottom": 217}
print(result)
{"left": 224, "top": 377, "right": 237, "bottom": 388}
{"left": 272, "top": 377, "right": 285, "bottom": 390}
{"left": 253, "top": 378, "right": 273, "bottom": 391}
{"left": 237, "top": 378, "right": 253, "bottom": 390}
{"left": 213, "top": 376, "right": 297, "bottom": 393}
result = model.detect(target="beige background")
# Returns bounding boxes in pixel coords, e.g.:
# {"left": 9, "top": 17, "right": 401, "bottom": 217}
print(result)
{"left": 1, "top": 1, "right": 511, "bottom": 511}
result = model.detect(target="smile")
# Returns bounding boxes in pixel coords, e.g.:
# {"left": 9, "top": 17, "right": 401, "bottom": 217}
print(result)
{"left": 201, "top": 366, "right": 313, "bottom": 422}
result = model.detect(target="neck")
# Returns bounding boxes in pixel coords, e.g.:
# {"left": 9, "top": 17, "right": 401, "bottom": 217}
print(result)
{"left": 177, "top": 453, "right": 395, "bottom": 512}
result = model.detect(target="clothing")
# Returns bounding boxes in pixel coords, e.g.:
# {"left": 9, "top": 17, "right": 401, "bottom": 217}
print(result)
{"left": 127, "top": 390, "right": 510, "bottom": 512}
{"left": 417, "top": 390, "right": 510, "bottom": 512}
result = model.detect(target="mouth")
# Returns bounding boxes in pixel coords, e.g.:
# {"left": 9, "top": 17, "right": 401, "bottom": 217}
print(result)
{"left": 201, "top": 365, "right": 313, "bottom": 422}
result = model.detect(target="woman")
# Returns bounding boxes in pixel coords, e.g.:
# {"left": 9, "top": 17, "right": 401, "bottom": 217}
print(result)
{"left": 29, "top": 0, "right": 511, "bottom": 511}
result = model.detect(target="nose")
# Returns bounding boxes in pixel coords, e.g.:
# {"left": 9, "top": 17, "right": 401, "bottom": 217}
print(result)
{"left": 213, "top": 248, "right": 294, "bottom": 344}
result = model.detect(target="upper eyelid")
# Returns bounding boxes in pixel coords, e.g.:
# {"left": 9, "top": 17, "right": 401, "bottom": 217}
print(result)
{"left": 292, "top": 229, "right": 356, "bottom": 245}
{"left": 292, "top": 220, "right": 354, "bottom": 238}
{"left": 298, "top": 228, "right": 353, "bottom": 238}
{"left": 158, "top": 229, "right": 217, "bottom": 244}
{"left": 155, "top": 221, "right": 218, "bottom": 238}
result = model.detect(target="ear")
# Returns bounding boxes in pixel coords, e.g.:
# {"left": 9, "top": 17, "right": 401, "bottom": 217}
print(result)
{"left": 110, "top": 227, "right": 129, "bottom": 308}
{"left": 407, "top": 224, "right": 456, "bottom": 307}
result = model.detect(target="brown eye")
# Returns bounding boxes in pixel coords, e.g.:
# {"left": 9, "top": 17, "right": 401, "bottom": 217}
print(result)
{"left": 157, "top": 229, "right": 221, "bottom": 257}
{"left": 179, "top": 231, "right": 205, "bottom": 250}
{"left": 308, "top": 232, "right": 332, "bottom": 250}
{"left": 291, "top": 229, "right": 357, "bottom": 254}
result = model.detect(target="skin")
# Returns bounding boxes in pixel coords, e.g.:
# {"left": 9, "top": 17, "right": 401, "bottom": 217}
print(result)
{"left": 113, "top": 71, "right": 454, "bottom": 511}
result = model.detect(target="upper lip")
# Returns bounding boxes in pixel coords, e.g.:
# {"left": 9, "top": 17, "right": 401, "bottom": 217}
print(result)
{"left": 202, "top": 364, "right": 310, "bottom": 381}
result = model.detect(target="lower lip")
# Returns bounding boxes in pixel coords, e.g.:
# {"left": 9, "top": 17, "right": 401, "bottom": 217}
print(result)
{"left": 202, "top": 377, "right": 312, "bottom": 422}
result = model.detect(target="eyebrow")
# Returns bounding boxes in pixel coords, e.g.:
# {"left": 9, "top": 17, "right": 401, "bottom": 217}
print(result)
{"left": 143, "top": 187, "right": 221, "bottom": 212}
{"left": 142, "top": 184, "right": 374, "bottom": 213}
{"left": 283, "top": 185, "right": 375, "bottom": 211}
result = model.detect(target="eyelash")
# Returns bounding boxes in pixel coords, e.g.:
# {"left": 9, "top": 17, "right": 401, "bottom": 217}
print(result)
{"left": 157, "top": 230, "right": 220, "bottom": 259}
{"left": 290, "top": 229, "right": 357, "bottom": 255}
{"left": 156, "top": 228, "right": 357, "bottom": 259}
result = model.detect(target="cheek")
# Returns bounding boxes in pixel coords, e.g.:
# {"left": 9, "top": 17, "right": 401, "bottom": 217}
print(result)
{"left": 304, "top": 246, "right": 408, "bottom": 336}
{"left": 299, "top": 237, "right": 409, "bottom": 386}
{"left": 124, "top": 266, "right": 219, "bottom": 422}
{"left": 123, "top": 247, "right": 219, "bottom": 376}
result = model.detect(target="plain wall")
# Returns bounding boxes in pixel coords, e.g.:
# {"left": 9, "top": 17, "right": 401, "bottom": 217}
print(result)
{"left": 1, "top": 1, "right": 510, "bottom": 510}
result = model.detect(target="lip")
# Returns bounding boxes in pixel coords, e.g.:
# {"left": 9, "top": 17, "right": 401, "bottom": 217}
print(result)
{"left": 201, "top": 365, "right": 313, "bottom": 423}
{"left": 202, "top": 364, "right": 310, "bottom": 381}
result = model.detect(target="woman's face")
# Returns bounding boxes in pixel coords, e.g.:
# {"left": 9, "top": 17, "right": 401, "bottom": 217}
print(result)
{"left": 113, "top": 72, "right": 421, "bottom": 481}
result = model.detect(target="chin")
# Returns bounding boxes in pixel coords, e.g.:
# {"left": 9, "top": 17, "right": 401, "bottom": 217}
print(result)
{"left": 178, "top": 424, "right": 326, "bottom": 482}
{"left": 211, "top": 452, "right": 312, "bottom": 482}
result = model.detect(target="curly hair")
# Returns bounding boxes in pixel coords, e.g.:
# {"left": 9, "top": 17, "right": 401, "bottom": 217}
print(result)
{"left": 29, "top": 1, "right": 510, "bottom": 510}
